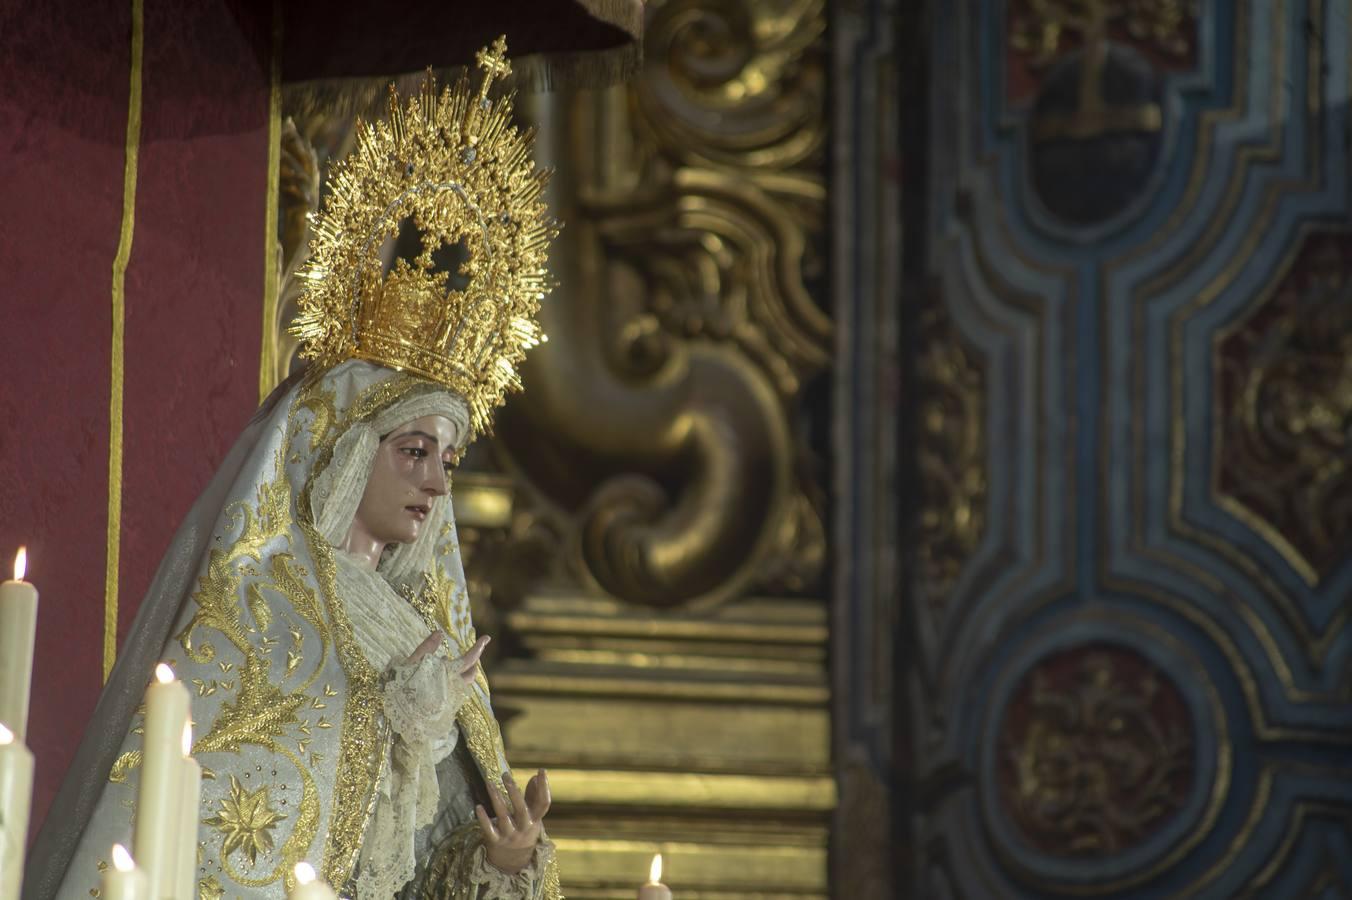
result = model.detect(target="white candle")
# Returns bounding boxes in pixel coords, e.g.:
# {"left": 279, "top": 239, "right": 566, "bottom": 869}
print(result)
{"left": 0, "top": 548, "right": 38, "bottom": 742}
{"left": 637, "top": 853, "right": 672, "bottom": 900}
{"left": 132, "top": 664, "right": 189, "bottom": 900}
{"left": 100, "top": 845, "right": 147, "bottom": 900}
{"left": 172, "top": 723, "right": 201, "bottom": 900}
{"left": 289, "top": 862, "right": 337, "bottom": 900}
{"left": 0, "top": 724, "right": 34, "bottom": 900}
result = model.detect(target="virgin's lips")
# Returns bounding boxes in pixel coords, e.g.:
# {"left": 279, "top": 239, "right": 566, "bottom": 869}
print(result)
{"left": 406, "top": 504, "right": 429, "bottom": 521}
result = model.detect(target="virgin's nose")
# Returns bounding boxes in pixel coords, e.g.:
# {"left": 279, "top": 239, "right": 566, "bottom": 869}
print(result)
{"left": 421, "top": 464, "right": 448, "bottom": 498}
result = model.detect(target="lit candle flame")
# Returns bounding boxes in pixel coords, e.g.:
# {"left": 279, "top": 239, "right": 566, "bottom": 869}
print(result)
{"left": 13, "top": 546, "right": 26, "bottom": 581}
{"left": 649, "top": 853, "right": 662, "bottom": 883}
{"left": 0, "top": 723, "right": 12, "bottom": 745}
{"left": 182, "top": 721, "right": 193, "bottom": 756}
{"left": 112, "top": 843, "right": 135, "bottom": 873}
{"left": 294, "top": 862, "right": 317, "bottom": 885}
{"left": 155, "top": 663, "right": 175, "bottom": 684}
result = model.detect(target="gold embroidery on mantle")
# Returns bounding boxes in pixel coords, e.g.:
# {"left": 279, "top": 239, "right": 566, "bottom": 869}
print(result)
{"left": 204, "top": 774, "right": 289, "bottom": 868}
{"left": 300, "top": 374, "right": 434, "bottom": 887}
{"left": 108, "top": 750, "right": 141, "bottom": 784}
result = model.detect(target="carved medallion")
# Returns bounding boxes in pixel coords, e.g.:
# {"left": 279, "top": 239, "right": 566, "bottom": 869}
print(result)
{"left": 1008, "top": 0, "right": 1199, "bottom": 225}
{"left": 1215, "top": 231, "right": 1352, "bottom": 584}
{"left": 996, "top": 644, "right": 1193, "bottom": 857}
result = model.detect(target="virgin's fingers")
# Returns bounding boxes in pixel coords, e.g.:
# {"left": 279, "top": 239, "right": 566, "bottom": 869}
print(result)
{"left": 475, "top": 804, "right": 499, "bottom": 842}
{"left": 457, "top": 635, "right": 491, "bottom": 682}
{"left": 488, "top": 783, "right": 517, "bottom": 836}
{"left": 526, "top": 769, "right": 552, "bottom": 820}
{"left": 410, "top": 629, "right": 446, "bottom": 664}
{"left": 504, "top": 773, "right": 533, "bottom": 830}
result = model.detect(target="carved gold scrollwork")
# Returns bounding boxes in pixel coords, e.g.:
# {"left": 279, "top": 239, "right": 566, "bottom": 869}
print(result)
{"left": 638, "top": 0, "right": 826, "bottom": 172}
{"left": 1215, "top": 233, "right": 1352, "bottom": 585}
{"left": 496, "top": 0, "right": 830, "bottom": 608}
{"left": 1011, "top": 0, "right": 1199, "bottom": 72}
{"left": 915, "top": 301, "right": 987, "bottom": 618}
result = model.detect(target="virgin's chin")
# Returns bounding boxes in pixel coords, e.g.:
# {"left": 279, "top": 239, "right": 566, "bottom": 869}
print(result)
{"left": 379, "top": 523, "right": 420, "bottom": 545}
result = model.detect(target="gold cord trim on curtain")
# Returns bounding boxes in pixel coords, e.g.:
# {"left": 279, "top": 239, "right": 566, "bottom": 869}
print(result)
{"left": 104, "top": 0, "right": 144, "bottom": 681}
{"left": 259, "top": 0, "right": 283, "bottom": 402}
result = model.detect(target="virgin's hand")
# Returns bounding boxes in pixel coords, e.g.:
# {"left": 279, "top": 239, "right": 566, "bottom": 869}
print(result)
{"left": 406, "top": 629, "right": 446, "bottom": 665}
{"left": 452, "top": 635, "right": 491, "bottom": 683}
{"left": 405, "top": 632, "right": 490, "bottom": 680}
{"left": 476, "top": 769, "right": 551, "bottom": 875}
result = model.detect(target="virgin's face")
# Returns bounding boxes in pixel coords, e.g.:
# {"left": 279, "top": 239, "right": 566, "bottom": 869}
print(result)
{"left": 353, "top": 414, "right": 459, "bottom": 546}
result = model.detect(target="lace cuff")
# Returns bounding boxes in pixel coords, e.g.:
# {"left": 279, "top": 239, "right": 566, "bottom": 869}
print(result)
{"left": 383, "top": 647, "right": 471, "bottom": 747}
{"left": 468, "top": 838, "right": 557, "bottom": 900}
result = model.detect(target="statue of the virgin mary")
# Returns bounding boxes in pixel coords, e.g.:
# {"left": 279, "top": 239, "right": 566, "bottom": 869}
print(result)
{"left": 24, "top": 38, "right": 562, "bottom": 900}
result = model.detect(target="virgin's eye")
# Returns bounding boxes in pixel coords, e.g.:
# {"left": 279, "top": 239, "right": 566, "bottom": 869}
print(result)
{"left": 402, "top": 447, "right": 428, "bottom": 458}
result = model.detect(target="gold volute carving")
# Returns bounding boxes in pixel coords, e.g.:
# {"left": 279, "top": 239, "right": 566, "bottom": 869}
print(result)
{"left": 496, "top": 0, "right": 830, "bottom": 607}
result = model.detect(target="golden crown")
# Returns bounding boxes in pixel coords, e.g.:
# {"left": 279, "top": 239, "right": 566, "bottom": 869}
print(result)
{"left": 290, "top": 37, "right": 557, "bottom": 441}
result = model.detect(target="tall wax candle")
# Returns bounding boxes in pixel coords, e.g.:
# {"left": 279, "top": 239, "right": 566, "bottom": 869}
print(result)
{"left": 172, "top": 723, "right": 202, "bottom": 900}
{"left": 0, "top": 548, "right": 38, "bottom": 741}
{"left": 637, "top": 853, "right": 672, "bottom": 900}
{"left": 132, "top": 664, "right": 189, "bottom": 900}
{"left": 0, "top": 724, "right": 34, "bottom": 900}
{"left": 101, "top": 845, "right": 147, "bottom": 900}
{"left": 289, "top": 863, "right": 338, "bottom": 900}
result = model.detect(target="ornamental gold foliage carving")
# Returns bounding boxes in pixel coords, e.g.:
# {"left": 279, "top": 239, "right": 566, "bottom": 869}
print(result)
{"left": 997, "top": 647, "right": 1193, "bottom": 856}
{"left": 497, "top": 0, "right": 831, "bottom": 607}
{"left": 915, "top": 301, "right": 987, "bottom": 618}
{"left": 1215, "top": 232, "right": 1352, "bottom": 585}
{"left": 1010, "top": 0, "right": 1200, "bottom": 70}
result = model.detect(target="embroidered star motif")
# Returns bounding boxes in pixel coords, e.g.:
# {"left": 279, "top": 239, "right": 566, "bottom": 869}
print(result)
{"left": 203, "top": 775, "right": 287, "bottom": 866}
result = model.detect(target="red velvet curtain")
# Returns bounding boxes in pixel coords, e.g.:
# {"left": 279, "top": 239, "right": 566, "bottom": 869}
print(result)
{"left": 0, "top": 0, "right": 270, "bottom": 830}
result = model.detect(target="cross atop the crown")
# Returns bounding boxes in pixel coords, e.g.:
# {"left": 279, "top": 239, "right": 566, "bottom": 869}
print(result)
{"left": 476, "top": 35, "right": 513, "bottom": 84}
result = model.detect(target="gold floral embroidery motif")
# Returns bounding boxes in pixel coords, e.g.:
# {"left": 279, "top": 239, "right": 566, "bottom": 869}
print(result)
{"left": 198, "top": 875, "right": 225, "bottom": 900}
{"left": 204, "top": 774, "right": 289, "bottom": 866}
{"left": 108, "top": 750, "right": 141, "bottom": 783}
{"left": 195, "top": 653, "right": 306, "bottom": 755}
